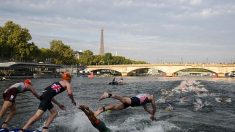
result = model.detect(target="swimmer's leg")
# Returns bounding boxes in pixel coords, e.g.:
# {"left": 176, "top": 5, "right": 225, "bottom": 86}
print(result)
{"left": 21, "top": 109, "right": 44, "bottom": 131}
{"left": 42, "top": 107, "right": 58, "bottom": 132}
{"left": 0, "top": 101, "right": 12, "bottom": 118}
{"left": 99, "top": 92, "right": 131, "bottom": 105}
{"left": 94, "top": 102, "right": 125, "bottom": 117}
{"left": 2, "top": 104, "right": 16, "bottom": 128}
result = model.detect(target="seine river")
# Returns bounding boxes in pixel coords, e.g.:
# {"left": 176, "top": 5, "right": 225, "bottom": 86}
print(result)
{"left": 0, "top": 77, "right": 235, "bottom": 132}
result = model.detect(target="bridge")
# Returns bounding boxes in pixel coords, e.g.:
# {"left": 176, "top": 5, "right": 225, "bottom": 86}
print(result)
{"left": 86, "top": 64, "right": 235, "bottom": 77}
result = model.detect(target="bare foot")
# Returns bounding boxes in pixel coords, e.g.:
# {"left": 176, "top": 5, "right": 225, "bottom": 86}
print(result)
{"left": 42, "top": 129, "right": 48, "bottom": 132}
{"left": 42, "top": 127, "right": 48, "bottom": 132}
{"left": 79, "top": 105, "right": 89, "bottom": 110}
{"left": 99, "top": 92, "right": 109, "bottom": 101}
{"left": 1, "top": 122, "right": 7, "bottom": 128}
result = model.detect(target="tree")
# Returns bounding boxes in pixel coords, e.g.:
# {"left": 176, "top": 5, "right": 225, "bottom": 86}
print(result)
{"left": 50, "top": 40, "right": 76, "bottom": 65}
{"left": 0, "top": 21, "right": 33, "bottom": 61}
{"left": 104, "top": 53, "right": 113, "bottom": 65}
{"left": 83, "top": 50, "right": 93, "bottom": 56}
{"left": 38, "top": 48, "right": 52, "bottom": 63}
{"left": 0, "top": 21, "right": 147, "bottom": 65}
{"left": 92, "top": 55, "right": 104, "bottom": 65}
{"left": 78, "top": 50, "right": 94, "bottom": 65}
{"left": 27, "top": 42, "right": 40, "bottom": 61}
{"left": 78, "top": 51, "right": 147, "bottom": 66}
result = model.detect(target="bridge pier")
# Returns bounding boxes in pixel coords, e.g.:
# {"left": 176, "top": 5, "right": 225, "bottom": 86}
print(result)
{"left": 121, "top": 72, "right": 128, "bottom": 76}
{"left": 217, "top": 73, "right": 225, "bottom": 78}
{"left": 165, "top": 72, "right": 173, "bottom": 77}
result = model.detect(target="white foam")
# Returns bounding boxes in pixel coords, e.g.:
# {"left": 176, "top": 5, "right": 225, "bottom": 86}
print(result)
{"left": 215, "top": 97, "right": 232, "bottom": 103}
{"left": 143, "top": 121, "right": 180, "bottom": 132}
{"left": 71, "top": 112, "right": 97, "bottom": 132}
{"left": 171, "top": 80, "right": 209, "bottom": 98}
{"left": 157, "top": 97, "right": 166, "bottom": 103}
{"left": 143, "top": 124, "right": 164, "bottom": 132}
{"left": 108, "top": 114, "right": 180, "bottom": 132}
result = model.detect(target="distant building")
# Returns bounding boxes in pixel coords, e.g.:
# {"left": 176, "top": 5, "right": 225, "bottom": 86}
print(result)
{"left": 99, "top": 29, "right": 105, "bottom": 55}
{"left": 74, "top": 50, "right": 83, "bottom": 60}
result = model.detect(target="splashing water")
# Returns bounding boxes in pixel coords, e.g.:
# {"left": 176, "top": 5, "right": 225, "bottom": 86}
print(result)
{"left": 71, "top": 112, "right": 97, "bottom": 132}
{"left": 0, "top": 77, "right": 234, "bottom": 131}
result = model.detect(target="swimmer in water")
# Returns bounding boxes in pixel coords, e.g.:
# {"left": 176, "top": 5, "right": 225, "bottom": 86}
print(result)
{"left": 95, "top": 92, "right": 156, "bottom": 121}
{"left": 79, "top": 105, "right": 111, "bottom": 132}
{"left": 215, "top": 96, "right": 232, "bottom": 103}
{"left": 165, "top": 103, "right": 175, "bottom": 111}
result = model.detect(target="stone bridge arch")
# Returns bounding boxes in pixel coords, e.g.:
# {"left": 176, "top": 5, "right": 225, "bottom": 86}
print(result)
{"left": 125, "top": 67, "right": 166, "bottom": 76}
{"left": 227, "top": 70, "right": 235, "bottom": 73}
{"left": 156, "top": 67, "right": 219, "bottom": 77}
{"left": 89, "top": 68, "right": 122, "bottom": 75}
{"left": 172, "top": 67, "right": 217, "bottom": 76}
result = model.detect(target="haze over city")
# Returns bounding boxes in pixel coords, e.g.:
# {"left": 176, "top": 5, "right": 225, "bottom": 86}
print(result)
{"left": 0, "top": 0, "right": 235, "bottom": 63}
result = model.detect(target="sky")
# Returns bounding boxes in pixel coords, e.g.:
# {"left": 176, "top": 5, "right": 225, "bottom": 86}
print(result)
{"left": 0, "top": 0, "right": 235, "bottom": 63}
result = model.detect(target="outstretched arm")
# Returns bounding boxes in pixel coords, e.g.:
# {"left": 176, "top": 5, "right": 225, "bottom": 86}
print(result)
{"left": 150, "top": 95, "right": 156, "bottom": 120}
{"left": 79, "top": 105, "right": 99, "bottom": 126}
{"left": 52, "top": 98, "right": 66, "bottom": 110}
{"left": 66, "top": 82, "right": 76, "bottom": 106}
{"left": 143, "top": 104, "right": 152, "bottom": 114}
{"left": 143, "top": 95, "right": 156, "bottom": 121}
{"left": 28, "top": 85, "right": 41, "bottom": 100}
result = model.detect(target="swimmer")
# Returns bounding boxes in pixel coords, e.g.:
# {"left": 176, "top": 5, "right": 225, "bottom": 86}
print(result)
{"left": 95, "top": 92, "right": 156, "bottom": 121}
{"left": 193, "top": 98, "right": 204, "bottom": 111}
{"left": 179, "top": 96, "right": 189, "bottom": 104}
{"left": 215, "top": 96, "right": 232, "bottom": 103}
{"left": 20, "top": 72, "right": 77, "bottom": 132}
{"left": 165, "top": 103, "right": 174, "bottom": 111}
{"left": 0, "top": 79, "right": 41, "bottom": 128}
{"left": 79, "top": 105, "right": 111, "bottom": 132}
{"left": 118, "top": 77, "right": 124, "bottom": 85}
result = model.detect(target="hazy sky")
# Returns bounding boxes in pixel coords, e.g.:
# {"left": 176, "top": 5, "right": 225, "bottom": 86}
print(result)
{"left": 0, "top": 0, "right": 235, "bottom": 63}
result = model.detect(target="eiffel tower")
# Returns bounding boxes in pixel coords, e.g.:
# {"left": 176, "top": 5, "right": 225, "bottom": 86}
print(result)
{"left": 99, "top": 28, "right": 104, "bottom": 55}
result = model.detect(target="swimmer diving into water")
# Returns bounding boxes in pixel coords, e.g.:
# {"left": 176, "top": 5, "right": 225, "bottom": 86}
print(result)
{"left": 95, "top": 92, "right": 156, "bottom": 121}
{"left": 79, "top": 105, "right": 111, "bottom": 132}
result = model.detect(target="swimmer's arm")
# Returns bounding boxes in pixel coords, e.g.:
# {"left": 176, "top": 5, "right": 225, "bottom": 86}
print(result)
{"left": 52, "top": 98, "right": 61, "bottom": 106}
{"left": 80, "top": 106, "right": 98, "bottom": 125}
{"left": 52, "top": 98, "right": 65, "bottom": 110}
{"left": 150, "top": 95, "right": 156, "bottom": 116}
{"left": 146, "top": 95, "right": 157, "bottom": 121}
{"left": 82, "top": 108, "right": 94, "bottom": 117}
{"left": 66, "top": 82, "right": 76, "bottom": 106}
{"left": 143, "top": 104, "right": 152, "bottom": 114}
{"left": 28, "top": 85, "right": 41, "bottom": 100}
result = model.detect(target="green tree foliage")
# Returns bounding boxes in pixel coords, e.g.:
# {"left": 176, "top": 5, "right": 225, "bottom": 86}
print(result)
{"left": 78, "top": 51, "right": 147, "bottom": 66}
{"left": 0, "top": 20, "right": 146, "bottom": 65}
{"left": 104, "top": 53, "right": 113, "bottom": 65}
{"left": 0, "top": 21, "right": 36, "bottom": 61}
{"left": 78, "top": 50, "right": 94, "bottom": 65}
{"left": 38, "top": 48, "right": 53, "bottom": 63}
{"left": 50, "top": 40, "right": 76, "bottom": 65}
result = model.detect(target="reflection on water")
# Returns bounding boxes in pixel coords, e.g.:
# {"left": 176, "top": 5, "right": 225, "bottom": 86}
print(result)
{"left": 0, "top": 77, "right": 235, "bottom": 132}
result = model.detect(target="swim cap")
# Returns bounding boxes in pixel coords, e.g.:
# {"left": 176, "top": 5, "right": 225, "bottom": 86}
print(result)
{"left": 24, "top": 79, "right": 32, "bottom": 85}
{"left": 62, "top": 72, "right": 72, "bottom": 81}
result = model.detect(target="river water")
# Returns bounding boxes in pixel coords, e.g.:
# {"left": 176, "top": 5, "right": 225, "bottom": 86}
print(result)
{"left": 0, "top": 77, "right": 235, "bottom": 132}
